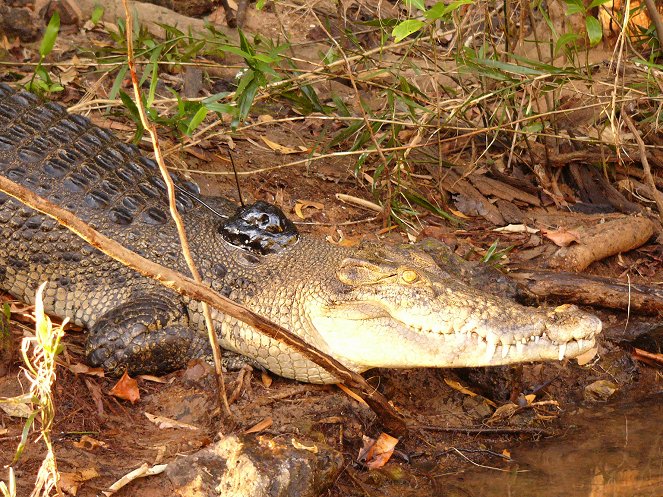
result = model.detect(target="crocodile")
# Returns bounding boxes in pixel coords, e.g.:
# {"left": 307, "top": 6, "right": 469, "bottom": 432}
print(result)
{"left": 0, "top": 83, "right": 602, "bottom": 383}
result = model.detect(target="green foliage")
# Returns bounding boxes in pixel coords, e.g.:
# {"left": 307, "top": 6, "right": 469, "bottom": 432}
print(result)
{"left": 562, "top": 0, "right": 611, "bottom": 48}
{"left": 90, "top": 5, "right": 104, "bottom": 25}
{"left": 392, "top": 0, "right": 473, "bottom": 42}
{"left": 27, "top": 13, "right": 63, "bottom": 94}
{"left": 482, "top": 241, "right": 514, "bottom": 266}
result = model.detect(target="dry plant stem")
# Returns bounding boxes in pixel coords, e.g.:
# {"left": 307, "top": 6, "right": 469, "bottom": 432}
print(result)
{"left": 219, "top": 0, "right": 237, "bottom": 27}
{"left": 632, "top": 347, "right": 663, "bottom": 366}
{"left": 643, "top": 0, "right": 663, "bottom": 50}
{"left": 120, "top": 0, "right": 232, "bottom": 419}
{"left": 623, "top": 113, "right": 663, "bottom": 221}
{"left": 0, "top": 176, "right": 407, "bottom": 435}
{"left": 309, "top": 11, "right": 394, "bottom": 225}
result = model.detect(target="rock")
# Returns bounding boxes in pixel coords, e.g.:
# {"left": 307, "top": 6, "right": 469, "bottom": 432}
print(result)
{"left": 166, "top": 434, "right": 343, "bottom": 497}
{"left": 583, "top": 380, "right": 618, "bottom": 402}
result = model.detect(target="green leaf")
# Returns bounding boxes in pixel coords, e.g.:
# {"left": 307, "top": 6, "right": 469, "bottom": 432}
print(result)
{"left": 146, "top": 45, "right": 163, "bottom": 108}
{"left": 118, "top": 90, "right": 145, "bottom": 142}
{"left": 108, "top": 65, "right": 128, "bottom": 100}
{"left": 256, "top": 0, "right": 266, "bottom": 9}
{"left": 238, "top": 29, "right": 255, "bottom": 57}
{"left": 588, "top": 0, "right": 611, "bottom": 8}
{"left": 585, "top": 15, "right": 603, "bottom": 46}
{"left": 40, "top": 12, "right": 60, "bottom": 58}
{"left": 472, "top": 57, "right": 547, "bottom": 76}
{"left": 392, "top": 19, "right": 424, "bottom": 43}
{"left": 564, "top": 0, "right": 585, "bottom": 15}
{"left": 216, "top": 45, "right": 253, "bottom": 59}
{"left": 204, "top": 102, "right": 233, "bottom": 114}
{"left": 91, "top": 5, "right": 104, "bottom": 25}
{"left": 401, "top": 188, "right": 458, "bottom": 223}
{"left": 185, "top": 105, "right": 208, "bottom": 135}
{"left": 555, "top": 31, "right": 580, "bottom": 54}
{"left": 425, "top": 0, "right": 473, "bottom": 20}
{"left": 406, "top": 0, "right": 426, "bottom": 10}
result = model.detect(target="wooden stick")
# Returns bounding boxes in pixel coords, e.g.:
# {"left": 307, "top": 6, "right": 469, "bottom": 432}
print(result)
{"left": 122, "top": 0, "right": 233, "bottom": 418}
{"left": 510, "top": 269, "right": 663, "bottom": 315}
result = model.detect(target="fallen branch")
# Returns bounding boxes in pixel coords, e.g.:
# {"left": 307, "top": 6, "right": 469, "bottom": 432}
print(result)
{"left": 75, "top": 0, "right": 237, "bottom": 40}
{"left": 0, "top": 175, "right": 407, "bottom": 435}
{"left": 548, "top": 216, "right": 655, "bottom": 272}
{"left": 510, "top": 269, "right": 663, "bottom": 315}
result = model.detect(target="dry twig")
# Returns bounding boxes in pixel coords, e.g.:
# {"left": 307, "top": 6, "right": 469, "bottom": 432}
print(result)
{"left": 121, "top": 0, "right": 232, "bottom": 418}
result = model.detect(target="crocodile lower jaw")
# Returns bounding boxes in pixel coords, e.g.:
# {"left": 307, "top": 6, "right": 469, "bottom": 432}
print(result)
{"left": 309, "top": 313, "right": 599, "bottom": 371}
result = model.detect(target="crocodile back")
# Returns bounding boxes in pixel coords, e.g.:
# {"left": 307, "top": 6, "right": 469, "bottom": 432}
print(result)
{"left": 0, "top": 84, "right": 216, "bottom": 266}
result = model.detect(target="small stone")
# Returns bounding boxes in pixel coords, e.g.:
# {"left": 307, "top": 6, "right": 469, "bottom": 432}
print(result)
{"left": 166, "top": 434, "right": 343, "bottom": 497}
{"left": 584, "top": 380, "right": 618, "bottom": 402}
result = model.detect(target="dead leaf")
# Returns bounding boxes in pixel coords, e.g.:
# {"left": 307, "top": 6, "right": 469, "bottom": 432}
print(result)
{"left": 0, "top": 35, "right": 21, "bottom": 51}
{"left": 294, "top": 199, "right": 324, "bottom": 219}
{"left": 358, "top": 433, "right": 399, "bottom": 469}
{"left": 576, "top": 346, "right": 598, "bottom": 366}
{"left": 84, "top": 378, "right": 104, "bottom": 415}
{"left": 144, "top": 412, "right": 199, "bottom": 430}
{"left": 0, "top": 394, "right": 33, "bottom": 418}
{"left": 448, "top": 208, "right": 472, "bottom": 219}
{"left": 487, "top": 403, "right": 519, "bottom": 424}
{"left": 260, "top": 136, "right": 302, "bottom": 155}
{"left": 244, "top": 416, "right": 273, "bottom": 434}
{"left": 73, "top": 435, "right": 107, "bottom": 450}
{"left": 543, "top": 228, "right": 580, "bottom": 247}
{"left": 493, "top": 224, "right": 539, "bottom": 234}
{"left": 260, "top": 371, "right": 272, "bottom": 388}
{"left": 69, "top": 362, "right": 105, "bottom": 377}
{"left": 631, "top": 347, "right": 663, "bottom": 367}
{"left": 443, "top": 378, "right": 478, "bottom": 397}
{"left": 444, "top": 377, "right": 497, "bottom": 407}
{"left": 136, "top": 374, "right": 171, "bottom": 383}
{"left": 60, "top": 468, "right": 99, "bottom": 496}
{"left": 337, "top": 235, "right": 363, "bottom": 247}
{"left": 109, "top": 371, "right": 140, "bottom": 403}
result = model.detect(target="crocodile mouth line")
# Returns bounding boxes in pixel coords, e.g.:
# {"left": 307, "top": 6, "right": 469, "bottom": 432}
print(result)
{"left": 329, "top": 305, "right": 598, "bottom": 363}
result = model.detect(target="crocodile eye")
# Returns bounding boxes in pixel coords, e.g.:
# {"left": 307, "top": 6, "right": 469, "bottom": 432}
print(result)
{"left": 401, "top": 270, "right": 419, "bottom": 283}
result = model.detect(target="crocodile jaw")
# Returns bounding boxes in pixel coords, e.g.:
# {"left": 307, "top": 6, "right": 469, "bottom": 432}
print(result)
{"left": 308, "top": 300, "right": 602, "bottom": 372}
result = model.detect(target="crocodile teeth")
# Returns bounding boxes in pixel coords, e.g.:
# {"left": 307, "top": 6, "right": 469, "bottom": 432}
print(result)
{"left": 501, "top": 344, "right": 511, "bottom": 359}
{"left": 558, "top": 342, "right": 567, "bottom": 361}
{"left": 515, "top": 340, "right": 524, "bottom": 355}
{"left": 484, "top": 334, "right": 498, "bottom": 362}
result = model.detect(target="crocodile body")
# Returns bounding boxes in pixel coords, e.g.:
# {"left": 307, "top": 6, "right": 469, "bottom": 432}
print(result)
{"left": 0, "top": 84, "right": 602, "bottom": 383}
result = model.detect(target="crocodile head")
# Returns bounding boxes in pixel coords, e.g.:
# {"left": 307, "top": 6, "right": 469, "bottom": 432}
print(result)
{"left": 300, "top": 242, "right": 601, "bottom": 373}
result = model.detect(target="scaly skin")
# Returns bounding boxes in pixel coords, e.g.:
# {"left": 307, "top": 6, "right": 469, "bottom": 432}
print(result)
{"left": 0, "top": 84, "right": 602, "bottom": 383}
